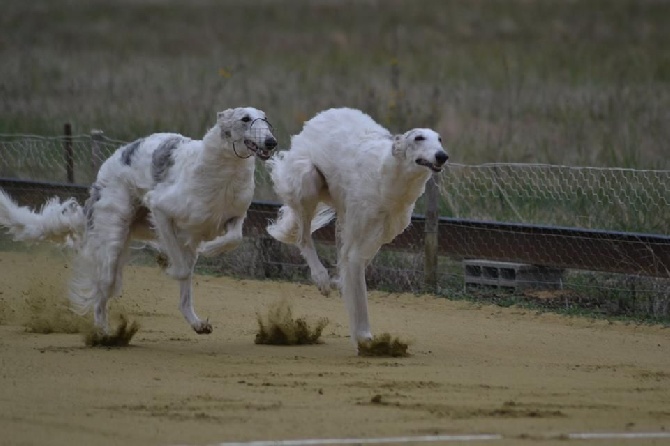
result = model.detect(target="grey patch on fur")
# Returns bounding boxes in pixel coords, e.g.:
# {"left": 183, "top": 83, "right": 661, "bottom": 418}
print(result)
{"left": 84, "top": 183, "right": 102, "bottom": 230}
{"left": 120, "top": 138, "right": 144, "bottom": 166}
{"left": 152, "top": 136, "right": 184, "bottom": 183}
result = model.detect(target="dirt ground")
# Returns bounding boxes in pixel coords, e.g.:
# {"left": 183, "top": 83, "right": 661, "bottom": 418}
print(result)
{"left": 0, "top": 250, "right": 668, "bottom": 446}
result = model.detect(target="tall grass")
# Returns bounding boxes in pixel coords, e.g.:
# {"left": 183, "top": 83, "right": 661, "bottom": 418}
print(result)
{"left": 1, "top": 0, "right": 669, "bottom": 168}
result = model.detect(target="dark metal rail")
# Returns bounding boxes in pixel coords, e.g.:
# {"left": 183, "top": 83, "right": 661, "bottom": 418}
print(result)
{"left": 1, "top": 177, "right": 668, "bottom": 278}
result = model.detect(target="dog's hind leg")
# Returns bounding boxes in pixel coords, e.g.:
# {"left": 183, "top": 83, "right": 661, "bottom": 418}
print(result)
{"left": 198, "top": 217, "right": 245, "bottom": 258}
{"left": 85, "top": 235, "right": 131, "bottom": 331}
{"left": 111, "top": 234, "right": 132, "bottom": 298}
{"left": 298, "top": 209, "right": 332, "bottom": 296}
{"left": 71, "top": 192, "right": 133, "bottom": 332}
{"left": 269, "top": 157, "right": 334, "bottom": 295}
{"left": 294, "top": 168, "right": 332, "bottom": 296}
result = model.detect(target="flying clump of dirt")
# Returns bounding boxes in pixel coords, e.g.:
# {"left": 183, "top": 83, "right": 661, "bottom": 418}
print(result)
{"left": 85, "top": 314, "right": 140, "bottom": 347}
{"left": 358, "top": 333, "right": 410, "bottom": 357}
{"left": 155, "top": 252, "right": 169, "bottom": 270}
{"left": 255, "top": 299, "right": 329, "bottom": 345}
{"left": 1, "top": 271, "right": 139, "bottom": 347}
{"left": 19, "top": 282, "right": 91, "bottom": 334}
{"left": 23, "top": 295, "right": 91, "bottom": 334}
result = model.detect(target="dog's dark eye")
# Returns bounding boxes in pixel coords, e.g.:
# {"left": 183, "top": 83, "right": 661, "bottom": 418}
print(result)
{"left": 241, "top": 116, "right": 251, "bottom": 122}
{"left": 438, "top": 137, "right": 442, "bottom": 142}
{"left": 414, "top": 135, "right": 425, "bottom": 142}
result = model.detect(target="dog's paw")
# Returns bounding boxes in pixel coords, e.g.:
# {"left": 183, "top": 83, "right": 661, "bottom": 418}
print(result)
{"left": 312, "top": 270, "right": 331, "bottom": 296}
{"left": 330, "top": 275, "right": 341, "bottom": 290}
{"left": 192, "top": 320, "right": 213, "bottom": 335}
{"left": 357, "top": 332, "right": 373, "bottom": 342}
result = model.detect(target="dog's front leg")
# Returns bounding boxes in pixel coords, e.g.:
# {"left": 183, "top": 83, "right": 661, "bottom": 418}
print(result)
{"left": 198, "top": 217, "right": 244, "bottom": 258}
{"left": 179, "top": 274, "right": 212, "bottom": 334}
{"left": 340, "top": 255, "right": 372, "bottom": 345}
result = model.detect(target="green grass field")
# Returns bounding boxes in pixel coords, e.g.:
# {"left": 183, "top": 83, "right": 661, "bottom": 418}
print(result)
{"left": 2, "top": 0, "right": 669, "bottom": 168}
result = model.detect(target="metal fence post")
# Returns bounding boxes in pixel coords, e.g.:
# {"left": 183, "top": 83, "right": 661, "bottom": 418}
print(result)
{"left": 64, "top": 123, "right": 74, "bottom": 183}
{"left": 90, "top": 129, "right": 104, "bottom": 176}
{"left": 424, "top": 174, "right": 439, "bottom": 293}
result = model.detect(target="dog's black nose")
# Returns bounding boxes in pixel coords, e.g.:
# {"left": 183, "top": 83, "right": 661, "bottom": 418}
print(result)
{"left": 265, "top": 137, "right": 278, "bottom": 150}
{"left": 435, "top": 151, "right": 449, "bottom": 165}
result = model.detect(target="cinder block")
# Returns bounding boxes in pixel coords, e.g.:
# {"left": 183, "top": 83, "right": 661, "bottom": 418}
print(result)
{"left": 463, "top": 260, "right": 563, "bottom": 290}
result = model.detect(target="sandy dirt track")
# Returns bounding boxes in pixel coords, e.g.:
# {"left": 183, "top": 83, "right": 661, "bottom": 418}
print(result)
{"left": 0, "top": 251, "right": 668, "bottom": 446}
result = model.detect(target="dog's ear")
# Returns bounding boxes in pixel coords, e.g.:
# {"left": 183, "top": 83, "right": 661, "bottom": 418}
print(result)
{"left": 218, "top": 109, "right": 235, "bottom": 138}
{"left": 217, "top": 109, "right": 235, "bottom": 121}
{"left": 391, "top": 134, "right": 406, "bottom": 158}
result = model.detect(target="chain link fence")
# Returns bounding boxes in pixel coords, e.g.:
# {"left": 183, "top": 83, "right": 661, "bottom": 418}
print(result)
{"left": 0, "top": 132, "right": 121, "bottom": 186}
{"left": 439, "top": 163, "right": 669, "bottom": 234}
{"left": 1, "top": 132, "right": 669, "bottom": 320}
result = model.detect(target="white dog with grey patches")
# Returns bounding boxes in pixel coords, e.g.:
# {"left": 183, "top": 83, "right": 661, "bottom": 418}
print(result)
{"left": 267, "top": 107, "right": 448, "bottom": 349}
{"left": 0, "top": 107, "right": 277, "bottom": 334}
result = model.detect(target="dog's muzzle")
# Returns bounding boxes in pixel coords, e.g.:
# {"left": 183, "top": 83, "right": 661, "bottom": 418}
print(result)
{"left": 244, "top": 117, "right": 277, "bottom": 161}
{"left": 416, "top": 151, "right": 449, "bottom": 173}
{"left": 244, "top": 136, "right": 277, "bottom": 161}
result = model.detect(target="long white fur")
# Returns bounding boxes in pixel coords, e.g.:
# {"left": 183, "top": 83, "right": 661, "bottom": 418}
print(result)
{"left": 0, "top": 107, "right": 277, "bottom": 334}
{"left": 0, "top": 194, "right": 83, "bottom": 244}
{"left": 267, "top": 107, "right": 448, "bottom": 349}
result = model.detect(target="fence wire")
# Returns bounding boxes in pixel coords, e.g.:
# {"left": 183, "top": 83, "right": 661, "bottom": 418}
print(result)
{"left": 440, "top": 163, "right": 670, "bottom": 234}
{"left": 0, "top": 133, "right": 120, "bottom": 186}
{"left": 0, "top": 132, "right": 668, "bottom": 320}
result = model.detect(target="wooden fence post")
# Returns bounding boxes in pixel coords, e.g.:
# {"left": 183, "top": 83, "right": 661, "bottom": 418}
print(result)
{"left": 424, "top": 174, "right": 439, "bottom": 293}
{"left": 64, "top": 123, "right": 74, "bottom": 183}
{"left": 90, "top": 129, "right": 104, "bottom": 176}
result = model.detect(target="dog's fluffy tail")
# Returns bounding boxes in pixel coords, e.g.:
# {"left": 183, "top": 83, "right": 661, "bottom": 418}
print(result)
{"left": 267, "top": 204, "right": 335, "bottom": 245}
{"left": 0, "top": 189, "right": 85, "bottom": 245}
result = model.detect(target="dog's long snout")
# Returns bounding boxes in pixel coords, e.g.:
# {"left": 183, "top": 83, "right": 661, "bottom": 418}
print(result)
{"left": 265, "top": 137, "right": 278, "bottom": 150}
{"left": 435, "top": 151, "right": 449, "bottom": 166}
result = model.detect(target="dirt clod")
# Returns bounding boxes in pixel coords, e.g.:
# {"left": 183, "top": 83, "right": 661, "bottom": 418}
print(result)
{"left": 358, "top": 333, "right": 409, "bottom": 357}
{"left": 255, "top": 299, "right": 328, "bottom": 345}
{"left": 22, "top": 292, "right": 91, "bottom": 334}
{"left": 155, "top": 253, "right": 169, "bottom": 270}
{"left": 85, "top": 314, "right": 140, "bottom": 347}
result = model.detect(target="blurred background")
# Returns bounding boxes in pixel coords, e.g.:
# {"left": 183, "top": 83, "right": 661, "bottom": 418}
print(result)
{"left": 1, "top": 0, "right": 669, "bottom": 321}
{"left": 2, "top": 0, "right": 669, "bottom": 168}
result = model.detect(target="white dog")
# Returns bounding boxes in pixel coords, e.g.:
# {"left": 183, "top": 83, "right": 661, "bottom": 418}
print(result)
{"left": 0, "top": 107, "right": 277, "bottom": 334}
{"left": 267, "top": 107, "right": 448, "bottom": 348}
